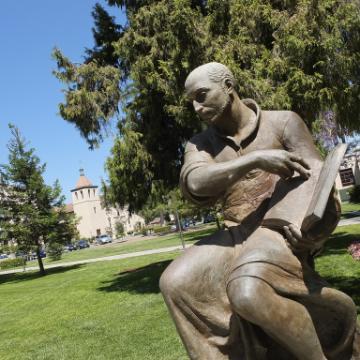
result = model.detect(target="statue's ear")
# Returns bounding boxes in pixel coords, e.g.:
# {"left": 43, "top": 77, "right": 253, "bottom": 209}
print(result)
{"left": 224, "top": 78, "right": 234, "bottom": 94}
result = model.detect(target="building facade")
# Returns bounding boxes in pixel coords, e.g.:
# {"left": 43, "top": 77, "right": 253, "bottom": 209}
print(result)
{"left": 68, "top": 170, "right": 145, "bottom": 239}
{"left": 335, "top": 148, "right": 360, "bottom": 202}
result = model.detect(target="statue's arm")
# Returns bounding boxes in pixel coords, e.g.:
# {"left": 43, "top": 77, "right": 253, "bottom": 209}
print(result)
{"left": 185, "top": 151, "right": 259, "bottom": 197}
{"left": 183, "top": 135, "right": 310, "bottom": 199}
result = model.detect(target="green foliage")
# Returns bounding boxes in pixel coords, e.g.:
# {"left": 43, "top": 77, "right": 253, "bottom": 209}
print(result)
{"left": 115, "top": 221, "right": 125, "bottom": 237}
{"left": 349, "top": 186, "right": 360, "bottom": 204}
{"left": 153, "top": 225, "right": 171, "bottom": 234}
{"left": 52, "top": 49, "right": 121, "bottom": 149}
{"left": 54, "top": 0, "right": 360, "bottom": 211}
{"left": 47, "top": 242, "right": 64, "bottom": 262}
{"left": 0, "top": 244, "right": 17, "bottom": 254}
{"left": 0, "top": 125, "right": 78, "bottom": 274}
{"left": 0, "top": 257, "right": 26, "bottom": 269}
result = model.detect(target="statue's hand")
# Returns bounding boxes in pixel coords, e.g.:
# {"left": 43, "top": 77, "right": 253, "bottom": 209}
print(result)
{"left": 255, "top": 150, "right": 311, "bottom": 180}
{"left": 283, "top": 224, "right": 320, "bottom": 252}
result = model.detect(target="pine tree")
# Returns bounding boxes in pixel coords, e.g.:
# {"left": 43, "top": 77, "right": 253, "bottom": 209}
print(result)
{"left": 0, "top": 125, "right": 77, "bottom": 275}
{"left": 53, "top": 0, "right": 360, "bottom": 211}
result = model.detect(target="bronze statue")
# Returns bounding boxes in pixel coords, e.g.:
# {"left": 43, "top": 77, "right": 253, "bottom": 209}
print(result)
{"left": 160, "top": 62, "right": 359, "bottom": 360}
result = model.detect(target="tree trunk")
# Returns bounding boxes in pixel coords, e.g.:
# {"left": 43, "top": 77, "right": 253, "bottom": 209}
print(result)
{"left": 215, "top": 214, "right": 221, "bottom": 230}
{"left": 160, "top": 210, "right": 165, "bottom": 226}
{"left": 36, "top": 246, "right": 46, "bottom": 276}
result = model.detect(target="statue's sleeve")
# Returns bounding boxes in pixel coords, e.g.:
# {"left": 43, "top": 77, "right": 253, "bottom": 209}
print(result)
{"left": 282, "top": 112, "right": 322, "bottom": 162}
{"left": 180, "top": 139, "right": 218, "bottom": 207}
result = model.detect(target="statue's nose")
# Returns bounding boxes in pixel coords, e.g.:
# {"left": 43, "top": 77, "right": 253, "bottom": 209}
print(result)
{"left": 193, "top": 100, "right": 203, "bottom": 113}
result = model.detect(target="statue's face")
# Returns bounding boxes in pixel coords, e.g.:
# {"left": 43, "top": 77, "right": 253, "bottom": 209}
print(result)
{"left": 185, "top": 72, "right": 231, "bottom": 124}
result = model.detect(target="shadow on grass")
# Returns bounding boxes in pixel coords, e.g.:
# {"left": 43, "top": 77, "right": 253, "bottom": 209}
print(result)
{"left": 0, "top": 264, "right": 84, "bottom": 285}
{"left": 97, "top": 260, "right": 172, "bottom": 294}
{"left": 321, "top": 231, "right": 360, "bottom": 256}
{"left": 341, "top": 211, "right": 360, "bottom": 219}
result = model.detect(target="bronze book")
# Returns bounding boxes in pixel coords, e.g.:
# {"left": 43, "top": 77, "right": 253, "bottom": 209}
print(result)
{"left": 262, "top": 143, "right": 347, "bottom": 232}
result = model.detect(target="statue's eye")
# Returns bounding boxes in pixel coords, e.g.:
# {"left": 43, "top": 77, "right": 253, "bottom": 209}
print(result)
{"left": 196, "top": 91, "right": 207, "bottom": 103}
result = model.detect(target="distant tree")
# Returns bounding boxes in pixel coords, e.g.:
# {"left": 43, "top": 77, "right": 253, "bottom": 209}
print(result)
{"left": 115, "top": 221, "right": 125, "bottom": 238}
{"left": 349, "top": 185, "right": 360, "bottom": 204}
{"left": 0, "top": 125, "right": 78, "bottom": 275}
{"left": 53, "top": 0, "right": 360, "bottom": 212}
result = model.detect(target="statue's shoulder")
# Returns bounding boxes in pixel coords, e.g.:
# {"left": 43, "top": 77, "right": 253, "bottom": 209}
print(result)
{"left": 261, "top": 110, "right": 304, "bottom": 132}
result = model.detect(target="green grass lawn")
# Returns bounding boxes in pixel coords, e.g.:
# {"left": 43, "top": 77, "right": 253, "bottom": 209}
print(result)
{"left": 15, "top": 226, "right": 216, "bottom": 269}
{"left": 340, "top": 201, "right": 360, "bottom": 215}
{"left": 315, "top": 224, "right": 360, "bottom": 316}
{"left": 0, "top": 252, "right": 187, "bottom": 360}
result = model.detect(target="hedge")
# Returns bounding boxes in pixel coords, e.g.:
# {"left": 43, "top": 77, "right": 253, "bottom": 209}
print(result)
{"left": 0, "top": 257, "right": 26, "bottom": 269}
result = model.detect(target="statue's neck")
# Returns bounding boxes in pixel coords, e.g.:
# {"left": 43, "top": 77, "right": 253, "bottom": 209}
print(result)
{"left": 215, "top": 97, "right": 256, "bottom": 143}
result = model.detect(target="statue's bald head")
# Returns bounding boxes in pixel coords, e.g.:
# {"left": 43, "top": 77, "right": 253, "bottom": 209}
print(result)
{"left": 185, "top": 62, "right": 236, "bottom": 93}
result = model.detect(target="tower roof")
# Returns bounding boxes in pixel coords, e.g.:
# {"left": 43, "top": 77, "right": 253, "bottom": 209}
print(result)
{"left": 71, "top": 168, "right": 98, "bottom": 191}
{"left": 76, "top": 175, "right": 93, "bottom": 189}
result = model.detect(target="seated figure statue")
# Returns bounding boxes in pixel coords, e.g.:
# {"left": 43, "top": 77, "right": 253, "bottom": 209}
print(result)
{"left": 160, "top": 62, "right": 359, "bottom": 360}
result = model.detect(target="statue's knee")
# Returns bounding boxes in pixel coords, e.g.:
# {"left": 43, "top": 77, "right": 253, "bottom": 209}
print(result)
{"left": 227, "top": 277, "right": 258, "bottom": 318}
{"left": 159, "top": 265, "right": 185, "bottom": 299}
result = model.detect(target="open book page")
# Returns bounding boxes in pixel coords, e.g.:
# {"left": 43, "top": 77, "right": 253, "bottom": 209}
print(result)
{"left": 301, "top": 143, "right": 347, "bottom": 231}
{"left": 262, "top": 144, "right": 347, "bottom": 231}
{"left": 262, "top": 159, "right": 323, "bottom": 229}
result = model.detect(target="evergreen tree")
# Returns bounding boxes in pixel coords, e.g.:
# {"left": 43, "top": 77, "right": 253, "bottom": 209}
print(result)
{"left": 0, "top": 125, "right": 77, "bottom": 275}
{"left": 53, "top": 0, "right": 360, "bottom": 211}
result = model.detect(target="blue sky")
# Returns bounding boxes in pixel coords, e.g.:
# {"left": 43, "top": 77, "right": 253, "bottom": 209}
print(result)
{"left": 0, "top": 1, "right": 125, "bottom": 203}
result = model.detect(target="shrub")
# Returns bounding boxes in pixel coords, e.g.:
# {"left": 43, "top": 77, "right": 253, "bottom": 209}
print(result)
{"left": 47, "top": 242, "right": 63, "bottom": 261}
{"left": 0, "top": 244, "right": 17, "bottom": 254}
{"left": 0, "top": 257, "right": 26, "bottom": 269}
{"left": 153, "top": 225, "right": 171, "bottom": 234}
{"left": 349, "top": 185, "right": 360, "bottom": 203}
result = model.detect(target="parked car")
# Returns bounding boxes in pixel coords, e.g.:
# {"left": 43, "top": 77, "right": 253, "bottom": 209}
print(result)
{"left": 0, "top": 254, "right": 9, "bottom": 260}
{"left": 64, "top": 243, "right": 77, "bottom": 251}
{"left": 203, "top": 214, "right": 216, "bottom": 223}
{"left": 15, "top": 251, "right": 26, "bottom": 258}
{"left": 96, "top": 234, "right": 112, "bottom": 245}
{"left": 76, "top": 240, "right": 90, "bottom": 249}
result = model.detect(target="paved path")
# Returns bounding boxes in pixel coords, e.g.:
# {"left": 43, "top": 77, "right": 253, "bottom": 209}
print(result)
{"left": 0, "top": 244, "right": 191, "bottom": 275}
{"left": 1, "top": 218, "right": 359, "bottom": 276}
{"left": 338, "top": 215, "right": 360, "bottom": 227}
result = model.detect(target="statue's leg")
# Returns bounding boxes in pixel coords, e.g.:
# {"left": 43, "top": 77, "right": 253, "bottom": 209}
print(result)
{"left": 225, "top": 226, "right": 358, "bottom": 360}
{"left": 159, "top": 228, "right": 243, "bottom": 360}
{"left": 227, "top": 276, "right": 327, "bottom": 360}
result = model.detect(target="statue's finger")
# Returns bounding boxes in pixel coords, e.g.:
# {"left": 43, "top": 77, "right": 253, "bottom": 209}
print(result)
{"left": 284, "top": 226, "right": 298, "bottom": 246}
{"left": 290, "top": 154, "right": 311, "bottom": 170}
{"left": 287, "top": 161, "right": 310, "bottom": 179}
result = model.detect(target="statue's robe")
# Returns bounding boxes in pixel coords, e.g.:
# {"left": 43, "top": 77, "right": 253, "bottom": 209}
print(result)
{"left": 160, "top": 99, "right": 360, "bottom": 360}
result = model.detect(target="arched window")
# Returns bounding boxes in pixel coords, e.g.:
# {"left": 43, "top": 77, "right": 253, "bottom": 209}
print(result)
{"left": 75, "top": 192, "right": 78, "bottom": 200}
{"left": 88, "top": 189, "right": 91, "bottom": 197}
{"left": 80, "top": 190, "right": 84, "bottom": 199}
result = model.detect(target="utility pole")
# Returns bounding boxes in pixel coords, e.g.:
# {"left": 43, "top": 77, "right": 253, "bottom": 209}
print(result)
{"left": 175, "top": 209, "right": 185, "bottom": 250}
{"left": 166, "top": 197, "right": 185, "bottom": 250}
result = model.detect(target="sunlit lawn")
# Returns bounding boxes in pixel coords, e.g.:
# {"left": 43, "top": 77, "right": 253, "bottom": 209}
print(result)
{"left": 0, "top": 252, "right": 187, "bottom": 360}
{"left": 315, "top": 224, "right": 360, "bottom": 317}
{"left": 341, "top": 201, "right": 360, "bottom": 216}
{"left": 0, "top": 225, "right": 358, "bottom": 359}
{"left": 11, "top": 225, "right": 217, "bottom": 270}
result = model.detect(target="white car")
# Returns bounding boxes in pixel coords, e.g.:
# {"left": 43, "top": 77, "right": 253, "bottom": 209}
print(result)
{"left": 96, "top": 234, "right": 113, "bottom": 245}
